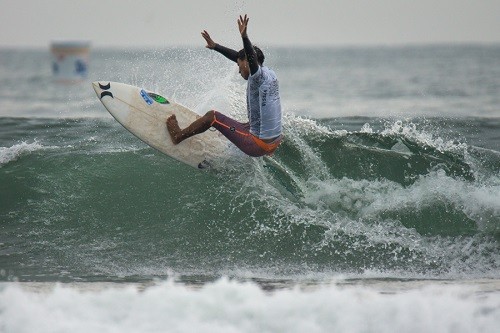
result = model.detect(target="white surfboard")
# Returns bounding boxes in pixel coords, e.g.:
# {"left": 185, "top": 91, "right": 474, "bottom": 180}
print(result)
{"left": 92, "top": 81, "right": 227, "bottom": 169}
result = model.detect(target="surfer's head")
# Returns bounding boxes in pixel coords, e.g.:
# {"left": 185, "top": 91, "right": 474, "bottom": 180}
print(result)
{"left": 237, "top": 46, "right": 264, "bottom": 80}
{"left": 237, "top": 46, "right": 264, "bottom": 65}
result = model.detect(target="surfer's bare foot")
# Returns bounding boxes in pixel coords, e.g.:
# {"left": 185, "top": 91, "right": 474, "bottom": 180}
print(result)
{"left": 166, "top": 115, "right": 182, "bottom": 144}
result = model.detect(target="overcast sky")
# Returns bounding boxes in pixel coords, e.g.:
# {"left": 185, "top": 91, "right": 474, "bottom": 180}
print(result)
{"left": 1, "top": 0, "right": 499, "bottom": 48}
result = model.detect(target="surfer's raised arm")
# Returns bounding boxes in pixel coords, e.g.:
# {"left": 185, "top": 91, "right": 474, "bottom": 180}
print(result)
{"left": 201, "top": 30, "right": 238, "bottom": 63}
{"left": 238, "top": 14, "right": 259, "bottom": 76}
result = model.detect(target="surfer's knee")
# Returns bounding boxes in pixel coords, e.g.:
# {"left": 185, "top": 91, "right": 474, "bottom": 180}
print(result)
{"left": 203, "top": 110, "right": 216, "bottom": 126}
{"left": 205, "top": 110, "right": 216, "bottom": 120}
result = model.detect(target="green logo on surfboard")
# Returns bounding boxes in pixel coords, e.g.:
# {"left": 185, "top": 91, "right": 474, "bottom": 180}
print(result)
{"left": 147, "top": 92, "right": 169, "bottom": 104}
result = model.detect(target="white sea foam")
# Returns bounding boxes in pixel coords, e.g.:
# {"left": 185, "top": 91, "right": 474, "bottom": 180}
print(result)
{"left": 0, "top": 279, "right": 499, "bottom": 333}
{"left": 363, "top": 120, "right": 468, "bottom": 153}
{"left": 0, "top": 141, "right": 48, "bottom": 167}
{"left": 302, "top": 170, "right": 500, "bottom": 232}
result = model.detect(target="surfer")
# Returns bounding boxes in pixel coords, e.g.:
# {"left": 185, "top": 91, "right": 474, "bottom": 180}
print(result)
{"left": 166, "top": 14, "right": 282, "bottom": 157}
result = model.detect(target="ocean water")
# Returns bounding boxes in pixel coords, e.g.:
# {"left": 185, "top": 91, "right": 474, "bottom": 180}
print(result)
{"left": 1, "top": 45, "right": 499, "bottom": 332}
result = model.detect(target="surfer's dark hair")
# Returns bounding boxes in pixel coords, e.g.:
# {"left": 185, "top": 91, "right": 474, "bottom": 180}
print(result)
{"left": 237, "top": 46, "right": 265, "bottom": 64}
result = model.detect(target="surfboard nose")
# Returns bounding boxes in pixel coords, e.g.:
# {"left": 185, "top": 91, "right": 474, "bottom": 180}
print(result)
{"left": 92, "top": 81, "right": 102, "bottom": 96}
{"left": 92, "top": 81, "right": 113, "bottom": 100}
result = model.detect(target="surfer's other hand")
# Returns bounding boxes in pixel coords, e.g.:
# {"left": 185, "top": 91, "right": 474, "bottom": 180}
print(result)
{"left": 201, "top": 30, "right": 216, "bottom": 49}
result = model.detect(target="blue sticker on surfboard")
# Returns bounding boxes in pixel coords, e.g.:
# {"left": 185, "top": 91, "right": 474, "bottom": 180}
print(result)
{"left": 140, "top": 89, "right": 154, "bottom": 105}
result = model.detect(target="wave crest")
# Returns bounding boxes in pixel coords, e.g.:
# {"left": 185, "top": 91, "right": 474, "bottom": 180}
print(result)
{"left": 0, "top": 141, "right": 48, "bottom": 167}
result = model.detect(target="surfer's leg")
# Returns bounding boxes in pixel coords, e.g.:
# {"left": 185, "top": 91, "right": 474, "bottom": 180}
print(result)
{"left": 166, "top": 111, "right": 216, "bottom": 144}
{"left": 211, "top": 111, "right": 275, "bottom": 157}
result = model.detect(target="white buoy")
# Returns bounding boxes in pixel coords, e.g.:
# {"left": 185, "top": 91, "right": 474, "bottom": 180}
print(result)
{"left": 50, "top": 41, "right": 91, "bottom": 82}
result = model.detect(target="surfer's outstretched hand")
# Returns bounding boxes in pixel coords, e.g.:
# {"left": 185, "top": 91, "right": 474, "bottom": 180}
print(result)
{"left": 201, "top": 30, "right": 216, "bottom": 49}
{"left": 238, "top": 14, "right": 249, "bottom": 37}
